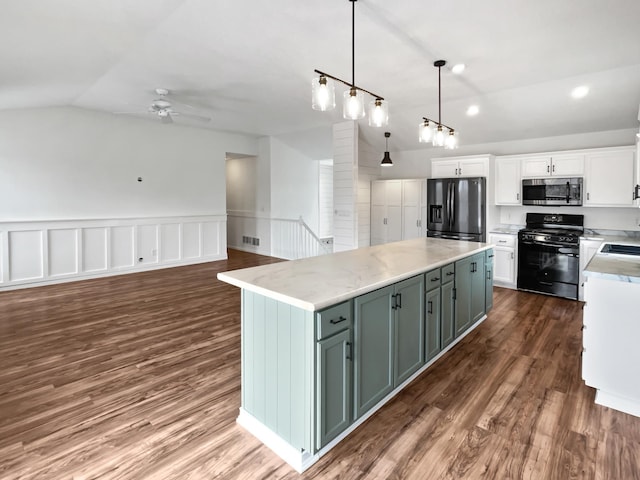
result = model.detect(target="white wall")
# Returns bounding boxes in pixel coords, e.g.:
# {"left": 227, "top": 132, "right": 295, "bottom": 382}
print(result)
{"left": 0, "top": 106, "right": 261, "bottom": 288}
{"left": 269, "top": 136, "right": 320, "bottom": 233}
{"left": 357, "top": 137, "right": 381, "bottom": 248}
{"left": 0, "top": 106, "right": 259, "bottom": 221}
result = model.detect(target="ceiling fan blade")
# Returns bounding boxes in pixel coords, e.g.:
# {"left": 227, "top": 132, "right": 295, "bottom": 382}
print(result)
{"left": 172, "top": 111, "right": 211, "bottom": 122}
{"left": 113, "top": 111, "right": 149, "bottom": 115}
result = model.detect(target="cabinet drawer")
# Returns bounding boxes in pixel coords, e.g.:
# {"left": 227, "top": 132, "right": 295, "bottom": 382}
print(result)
{"left": 442, "top": 263, "right": 455, "bottom": 281}
{"left": 425, "top": 269, "right": 442, "bottom": 289}
{"left": 490, "top": 234, "right": 516, "bottom": 248}
{"left": 317, "top": 301, "right": 352, "bottom": 340}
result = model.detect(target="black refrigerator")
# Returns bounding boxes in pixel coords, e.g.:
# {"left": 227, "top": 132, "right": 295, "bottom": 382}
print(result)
{"left": 427, "top": 177, "right": 486, "bottom": 242}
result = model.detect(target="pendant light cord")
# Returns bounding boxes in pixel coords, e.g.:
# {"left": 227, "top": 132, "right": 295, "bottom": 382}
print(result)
{"left": 438, "top": 64, "right": 442, "bottom": 125}
{"left": 351, "top": 0, "right": 356, "bottom": 88}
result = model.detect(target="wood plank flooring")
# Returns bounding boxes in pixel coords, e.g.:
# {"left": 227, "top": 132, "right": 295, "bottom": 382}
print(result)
{"left": 1, "top": 249, "right": 639, "bottom": 479}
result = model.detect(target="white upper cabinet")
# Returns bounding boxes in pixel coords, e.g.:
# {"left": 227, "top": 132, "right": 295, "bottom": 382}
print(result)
{"left": 495, "top": 157, "right": 521, "bottom": 205}
{"left": 431, "top": 156, "right": 489, "bottom": 178}
{"left": 584, "top": 149, "right": 635, "bottom": 207}
{"left": 521, "top": 153, "right": 584, "bottom": 177}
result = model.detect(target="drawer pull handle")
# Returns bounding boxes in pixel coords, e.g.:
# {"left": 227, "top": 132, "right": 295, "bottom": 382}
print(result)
{"left": 498, "top": 240, "right": 507, "bottom": 243}
{"left": 431, "top": 276, "right": 440, "bottom": 282}
{"left": 446, "top": 271, "right": 454, "bottom": 276}
{"left": 330, "top": 316, "right": 347, "bottom": 324}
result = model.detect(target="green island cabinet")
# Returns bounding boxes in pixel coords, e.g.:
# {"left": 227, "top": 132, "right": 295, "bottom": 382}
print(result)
{"left": 353, "top": 274, "right": 424, "bottom": 420}
{"left": 454, "top": 252, "right": 487, "bottom": 337}
{"left": 235, "top": 246, "right": 494, "bottom": 473}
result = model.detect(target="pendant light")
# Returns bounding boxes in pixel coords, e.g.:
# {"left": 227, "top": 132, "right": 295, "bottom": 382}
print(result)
{"left": 312, "top": 0, "right": 388, "bottom": 126}
{"left": 418, "top": 60, "right": 458, "bottom": 149}
{"left": 381, "top": 132, "right": 393, "bottom": 167}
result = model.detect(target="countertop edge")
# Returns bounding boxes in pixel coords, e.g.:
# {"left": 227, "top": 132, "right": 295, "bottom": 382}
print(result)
{"left": 218, "top": 242, "right": 493, "bottom": 311}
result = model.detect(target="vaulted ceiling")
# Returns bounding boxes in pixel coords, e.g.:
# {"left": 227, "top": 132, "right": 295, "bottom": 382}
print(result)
{"left": 2, "top": 0, "right": 640, "bottom": 157}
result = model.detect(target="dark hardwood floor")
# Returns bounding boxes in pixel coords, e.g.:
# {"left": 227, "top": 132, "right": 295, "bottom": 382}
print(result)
{"left": 1, "top": 249, "right": 638, "bottom": 479}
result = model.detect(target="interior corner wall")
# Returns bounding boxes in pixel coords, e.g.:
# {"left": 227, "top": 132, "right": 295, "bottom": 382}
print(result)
{"left": 0, "top": 106, "right": 259, "bottom": 220}
{"left": 269, "top": 136, "right": 320, "bottom": 234}
{"left": 357, "top": 136, "right": 381, "bottom": 248}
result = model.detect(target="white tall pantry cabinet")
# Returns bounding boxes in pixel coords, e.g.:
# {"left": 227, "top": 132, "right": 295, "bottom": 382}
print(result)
{"left": 371, "top": 179, "right": 427, "bottom": 246}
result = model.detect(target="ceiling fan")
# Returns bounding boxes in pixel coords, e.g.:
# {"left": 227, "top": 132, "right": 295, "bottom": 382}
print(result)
{"left": 115, "top": 88, "right": 211, "bottom": 124}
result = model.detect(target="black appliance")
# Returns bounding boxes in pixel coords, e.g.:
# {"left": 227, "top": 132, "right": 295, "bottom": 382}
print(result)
{"left": 427, "top": 177, "right": 486, "bottom": 242}
{"left": 522, "top": 177, "right": 583, "bottom": 206}
{"left": 517, "top": 213, "right": 584, "bottom": 300}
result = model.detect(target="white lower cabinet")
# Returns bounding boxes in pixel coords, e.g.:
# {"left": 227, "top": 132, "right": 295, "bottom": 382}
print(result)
{"left": 583, "top": 275, "right": 640, "bottom": 417}
{"left": 489, "top": 233, "right": 517, "bottom": 288}
{"left": 578, "top": 238, "right": 603, "bottom": 301}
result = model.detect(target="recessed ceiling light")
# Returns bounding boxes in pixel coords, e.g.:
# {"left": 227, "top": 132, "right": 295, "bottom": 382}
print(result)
{"left": 451, "top": 63, "right": 466, "bottom": 75}
{"left": 571, "top": 85, "right": 589, "bottom": 99}
{"left": 466, "top": 105, "right": 479, "bottom": 116}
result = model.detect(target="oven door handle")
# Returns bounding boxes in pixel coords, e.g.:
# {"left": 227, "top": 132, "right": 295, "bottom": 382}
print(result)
{"left": 519, "top": 240, "right": 578, "bottom": 250}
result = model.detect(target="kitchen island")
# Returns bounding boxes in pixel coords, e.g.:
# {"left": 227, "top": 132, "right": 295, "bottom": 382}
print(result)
{"left": 218, "top": 238, "right": 494, "bottom": 472}
{"left": 582, "top": 241, "right": 640, "bottom": 418}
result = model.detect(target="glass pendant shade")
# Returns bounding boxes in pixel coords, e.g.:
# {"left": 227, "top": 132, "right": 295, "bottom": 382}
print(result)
{"left": 311, "top": 75, "right": 335, "bottom": 111}
{"left": 444, "top": 130, "right": 459, "bottom": 150}
{"left": 343, "top": 87, "right": 365, "bottom": 120}
{"left": 381, "top": 151, "right": 392, "bottom": 166}
{"left": 418, "top": 121, "right": 433, "bottom": 143}
{"left": 368, "top": 99, "right": 388, "bottom": 127}
{"left": 433, "top": 125, "right": 446, "bottom": 147}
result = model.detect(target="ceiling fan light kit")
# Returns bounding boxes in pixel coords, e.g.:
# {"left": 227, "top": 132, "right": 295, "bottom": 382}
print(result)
{"left": 115, "top": 88, "right": 211, "bottom": 124}
{"left": 311, "top": 0, "right": 387, "bottom": 126}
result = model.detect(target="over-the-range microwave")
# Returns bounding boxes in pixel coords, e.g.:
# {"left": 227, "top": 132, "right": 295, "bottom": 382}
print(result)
{"left": 522, "top": 177, "right": 583, "bottom": 206}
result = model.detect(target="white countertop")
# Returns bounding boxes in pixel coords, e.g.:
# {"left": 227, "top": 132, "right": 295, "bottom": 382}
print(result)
{"left": 218, "top": 238, "right": 492, "bottom": 311}
{"left": 584, "top": 238, "right": 640, "bottom": 283}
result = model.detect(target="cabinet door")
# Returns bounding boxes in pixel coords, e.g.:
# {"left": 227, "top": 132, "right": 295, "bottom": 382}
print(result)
{"left": 458, "top": 158, "right": 489, "bottom": 178}
{"left": 354, "top": 286, "right": 394, "bottom": 419}
{"left": 371, "top": 181, "right": 387, "bottom": 206}
{"left": 493, "top": 246, "right": 515, "bottom": 285}
{"left": 402, "top": 204, "right": 421, "bottom": 240}
{"left": 495, "top": 157, "right": 522, "bottom": 205}
{"left": 551, "top": 154, "right": 584, "bottom": 176}
{"left": 441, "top": 281, "right": 455, "bottom": 348}
{"left": 401, "top": 180, "right": 423, "bottom": 240}
{"left": 454, "top": 256, "right": 472, "bottom": 336}
{"left": 394, "top": 275, "right": 425, "bottom": 386}
{"left": 521, "top": 156, "right": 552, "bottom": 177}
{"left": 425, "top": 287, "right": 441, "bottom": 361}
{"left": 431, "top": 160, "right": 459, "bottom": 178}
{"left": 485, "top": 250, "right": 494, "bottom": 312}
{"left": 370, "top": 204, "right": 386, "bottom": 246}
{"left": 386, "top": 205, "right": 403, "bottom": 243}
{"left": 585, "top": 150, "right": 635, "bottom": 207}
{"left": 317, "top": 329, "right": 352, "bottom": 448}
{"left": 470, "top": 253, "right": 486, "bottom": 324}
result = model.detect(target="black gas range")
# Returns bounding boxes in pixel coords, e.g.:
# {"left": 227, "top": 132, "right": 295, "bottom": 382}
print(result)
{"left": 517, "top": 213, "right": 584, "bottom": 300}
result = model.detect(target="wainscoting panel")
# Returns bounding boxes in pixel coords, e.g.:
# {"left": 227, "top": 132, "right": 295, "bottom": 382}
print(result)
{"left": 9, "top": 230, "right": 44, "bottom": 282}
{"left": 160, "top": 223, "right": 181, "bottom": 262}
{"left": 0, "top": 215, "right": 226, "bottom": 290}
{"left": 182, "top": 223, "right": 201, "bottom": 259}
{"left": 48, "top": 228, "right": 79, "bottom": 277}
{"left": 111, "top": 226, "right": 135, "bottom": 269}
{"left": 202, "top": 221, "right": 221, "bottom": 257}
{"left": 82, "top": 227, "right": 108, "bottom": 273}
{"left": 137, "top": 224, "right": 159, "bottom": 266}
